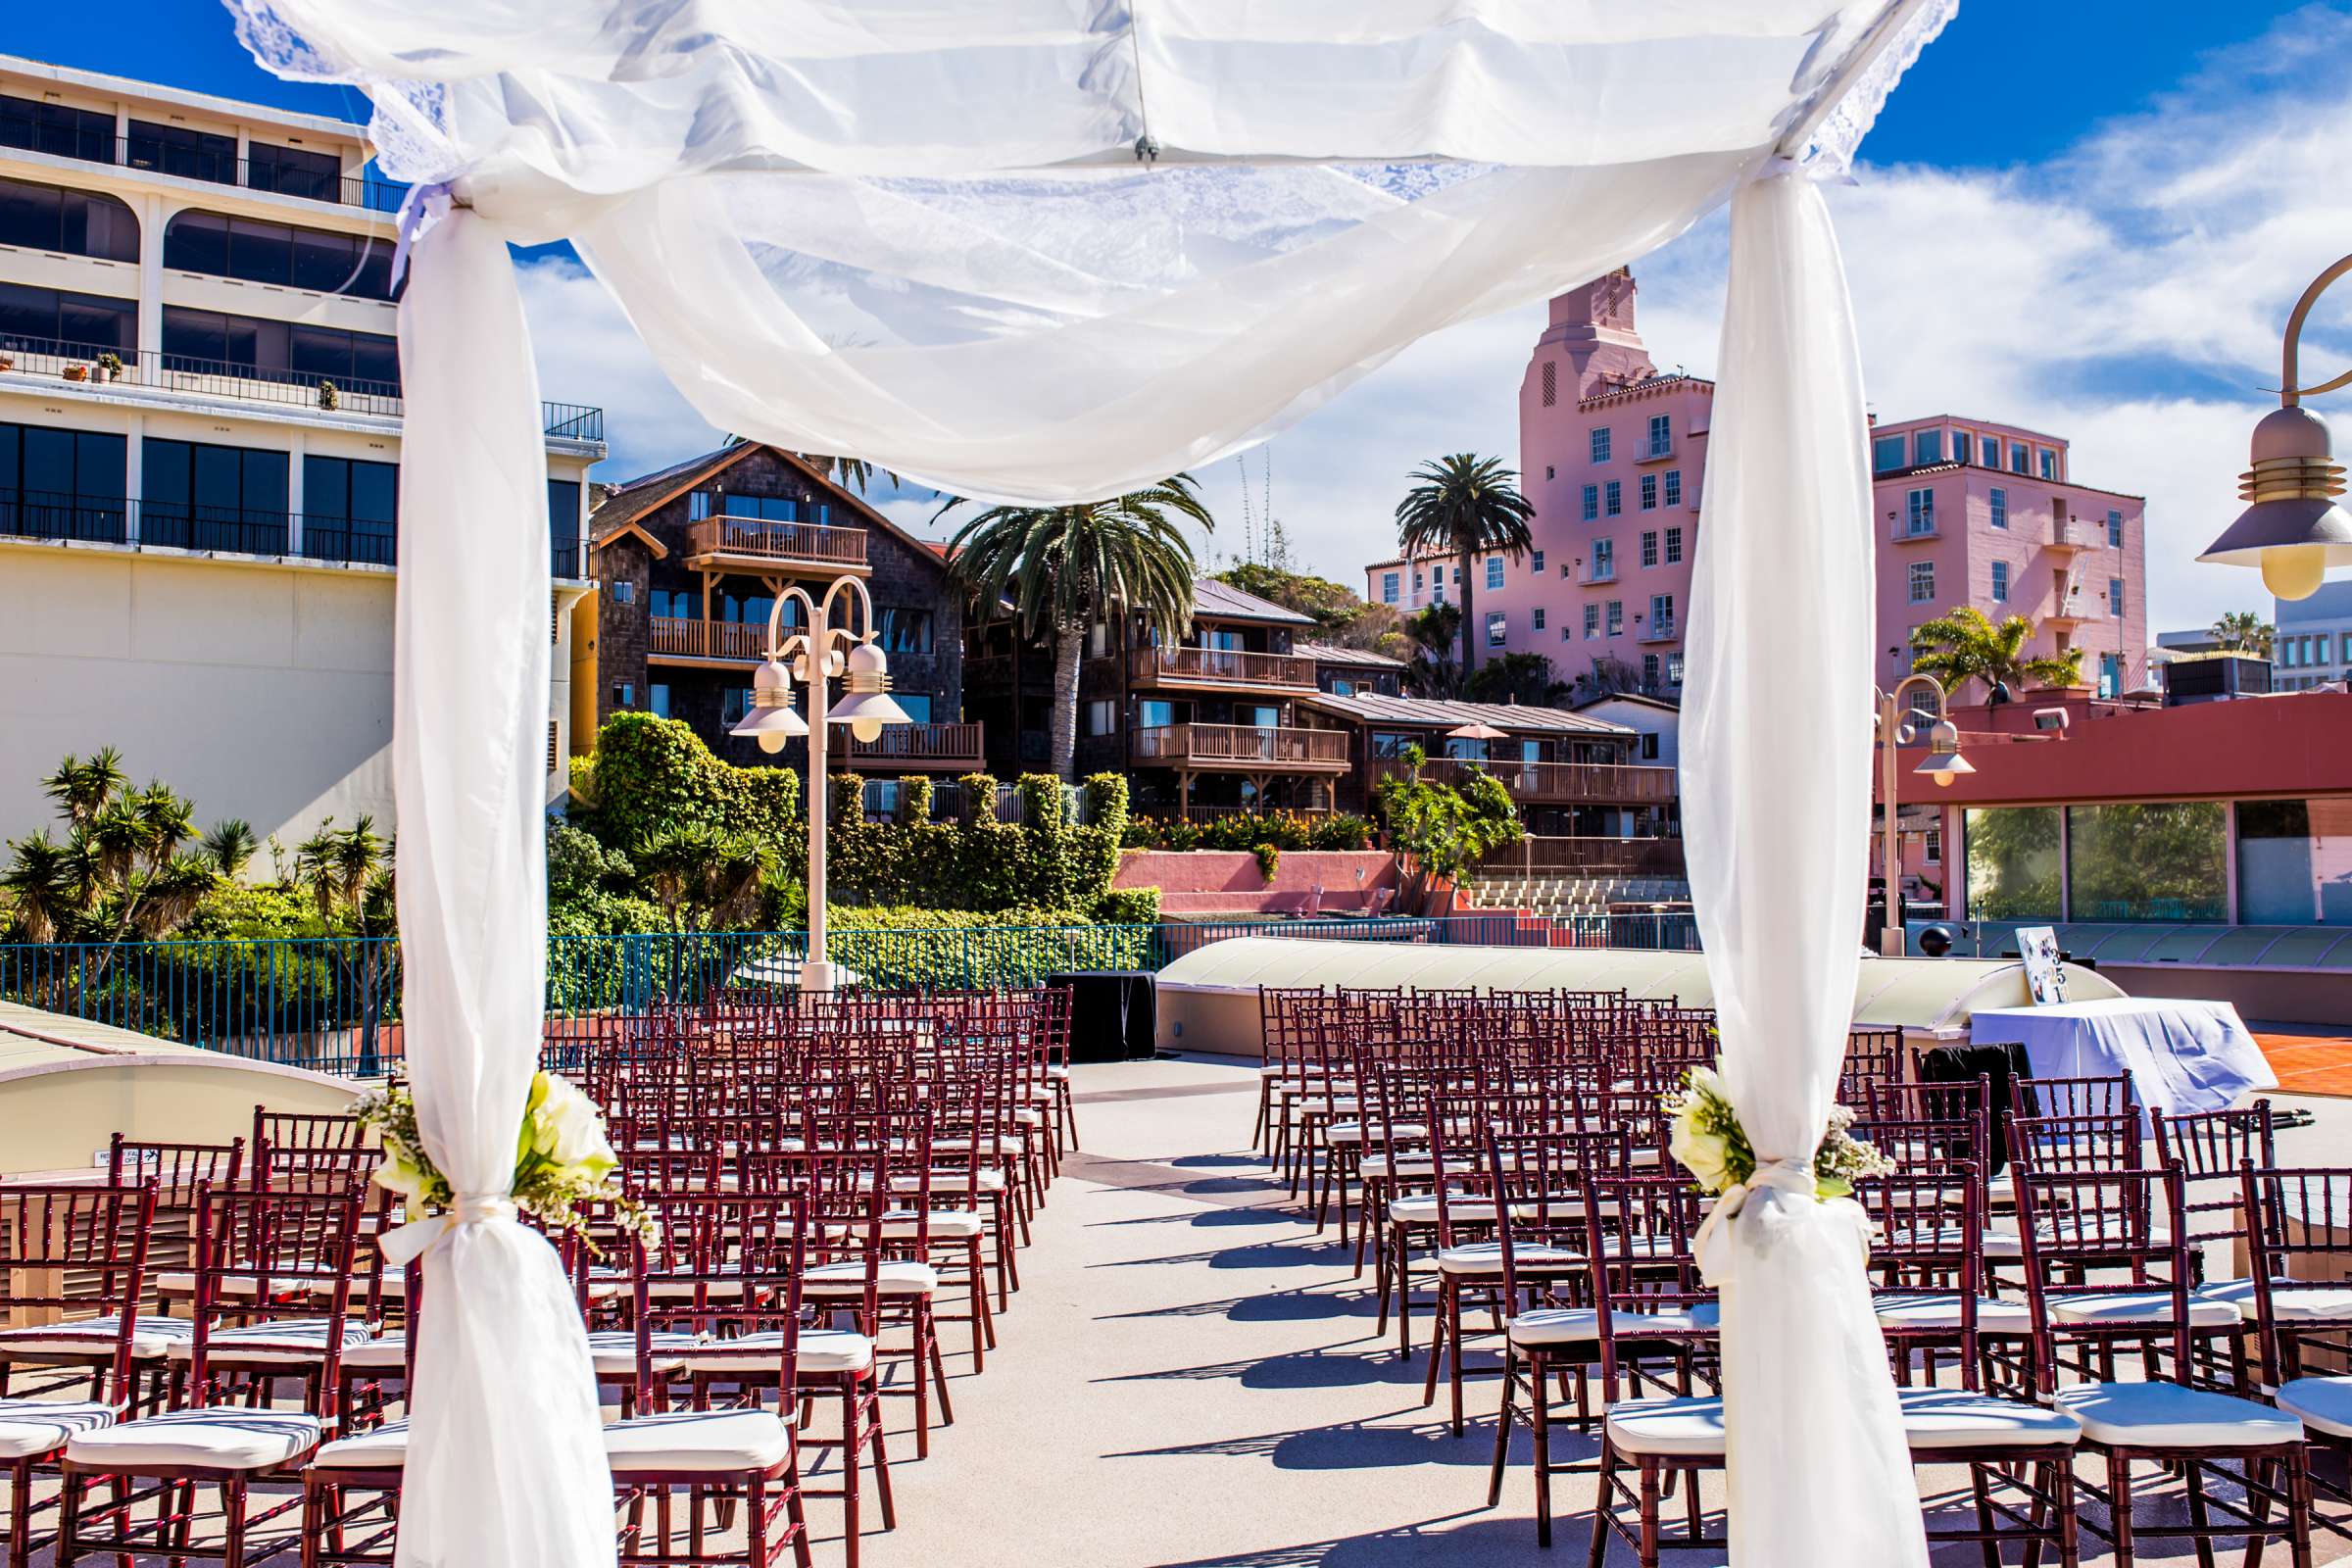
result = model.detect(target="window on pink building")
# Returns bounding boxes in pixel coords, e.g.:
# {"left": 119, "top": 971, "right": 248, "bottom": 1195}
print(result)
{"left": 1663, "top": 469, "right": 1683, "bottom": 507}
{"left": 1640, "top": 473, "right": 1657, "bottom": 510}
{"left": 1604, "top": 480, "right": 1622, "bottom": 515}
{"left": 1665, "top": 527, "right": 1683, "bottom": 564}
{"left": 1591, "top": 427, "right": 1612, "bottom": 463}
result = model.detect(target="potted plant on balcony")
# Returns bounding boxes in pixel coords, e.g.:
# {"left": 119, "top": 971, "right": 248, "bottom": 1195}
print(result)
{"left": 96, "top": 352, "right": 123, "bottom": 383}
{"left": 318, "top": 378, "right": 341, "bottom": 411}
{"left": 0, "top": 351, "right": 15, "bottom": 373}
{"left": 62, "top": 362, "right": 90, "bottom": 383}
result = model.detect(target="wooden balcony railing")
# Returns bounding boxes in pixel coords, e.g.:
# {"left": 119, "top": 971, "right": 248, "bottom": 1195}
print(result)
{"left": 1128, "top": 645, "right": 1317, "bottom": 690}
{"left": 1404, "top": 757, "right": 1678, "bottom": 806}
{"left": 1477, "top": 835, "right": 1689, "bottom": 878}
{"left": 648, "top": 616, "right": 768, "bottom": 662}
{"left": 1132, "top": 723, "right": 1351, "bottom": 770}
{"left": 847, "top": 720, "right": 985, "bottom": 769}
{"left": 687, "top": 514, "right": 869, "bottom": 568}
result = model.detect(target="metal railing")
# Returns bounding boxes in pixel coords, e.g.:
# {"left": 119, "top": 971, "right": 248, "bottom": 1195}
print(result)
{"left": 688, "top": 514, "right": 868, "bottom": 567}
{"left": 1129, "top": 645, "right": 1317, "bottom": 689}
{"left": 0, "top": 334, "right": 604, "bottom": 442}
{"left": 0, "top": 913, "right": 1679, "bottom": 1075}
{"left": 1132, "top": 723, "right": 1351, "bottom": 768}
{"left": 0, "top": 490, "right": 583, "bottom": 577}
{"left": 0, "top": 119, "right": 410, "bottom": 212}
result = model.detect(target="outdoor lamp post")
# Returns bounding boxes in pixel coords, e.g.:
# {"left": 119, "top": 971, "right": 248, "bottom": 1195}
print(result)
{"left": 729, "top": 573, "right": 913, "bottom": 992}
{"left": 1872, "top": 673, "right": 1973, "bottom": 957}
{"left": 2198, "top": 254, "right": 2352, "bottom": 600}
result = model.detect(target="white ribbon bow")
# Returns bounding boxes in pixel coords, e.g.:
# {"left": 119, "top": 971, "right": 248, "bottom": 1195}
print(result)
{"left": 379, "top": 1191, "right": 520, "bottom": 1267}
{"left": 1693, "top": 1157, "right": 1871, "bottom": 1287}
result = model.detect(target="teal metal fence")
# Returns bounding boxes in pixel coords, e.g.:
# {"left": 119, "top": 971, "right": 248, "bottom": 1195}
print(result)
{"left": 0, "top": 911, "right": 1699, "bottom": 1074}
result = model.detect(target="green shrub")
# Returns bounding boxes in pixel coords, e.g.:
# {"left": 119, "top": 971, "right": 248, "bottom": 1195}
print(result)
{"left": 897, "top": 775, "right": 934, "bottom": 826}
{"left": 1121, "top": 810, "right": 1376, "bottom": 854}
{"left": 591, "top": 713, "right": 803, "bottom": 845}
{"left": 825, "top": 905, "right": 1154, "bottom": 989}
{"left": 1083, "top": 772, "right": 1131, "bottom": 841}
{"left": 956, "top": 772, "right": 1000, "bottom": 824}
{"left": 1372, "top": 744, "right": 1522, "bottom": 882}
{"left": 1252, "top": 843, "right": 1281, "bottom": 881}
{"left": 1093, "top": 886, "right": 1161, "bottom": 924}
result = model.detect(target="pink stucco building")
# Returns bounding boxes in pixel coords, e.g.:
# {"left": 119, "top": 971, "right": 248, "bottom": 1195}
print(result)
{"left": 1364, "top": 270, "right": 2150, "bottom": 701}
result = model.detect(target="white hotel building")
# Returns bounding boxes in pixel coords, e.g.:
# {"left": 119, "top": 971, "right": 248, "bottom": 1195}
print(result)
{"left": 0, "top": 56, "right": 603, "bottom": 851}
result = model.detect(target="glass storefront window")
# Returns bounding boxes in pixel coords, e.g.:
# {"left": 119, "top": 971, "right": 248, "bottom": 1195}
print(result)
{"left": 2237, "top": 800, "right": 2352, "bottom": 925}
{"left": 1964, "top": 807, "right": 2061, "bottom": 919}
{"left": 2066, "top": 802, "right": 2226, "bottom": 921}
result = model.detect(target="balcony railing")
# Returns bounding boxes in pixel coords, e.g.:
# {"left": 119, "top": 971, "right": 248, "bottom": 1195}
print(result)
{"left": 1132, "top": 723, "right": 1351, "bottom": 770}
{"left": 1128, "top": 644, "right": 1317, "bottom": 690}
{"left": 0, "top": 335, "right": 604, "bottom": 442}
{"left": 1638, "top": 618, "right": 1678, "bottom": 644}
{"left": 1402, "top": 757, "right": 1678, "bottom": 806}
{"left": 1477, "top": 835, "right": 1689, "bottom": 878}
{"left": 848, "top": 721, "right": 986, "bottom": 770}
{"left": 0, "top": 119, "right": 409, "bottom": 212}
{"left": 2046, "top": 520, "right": 2098, "bottom": 553}
{"left": 648, "top": 616, "right": 769, "bottom": 662}
{"left": 0, "top": 490, "right": 584, "bottom": 577}
{"left": 687, "top": 514, "right": 869, "bottom": 569}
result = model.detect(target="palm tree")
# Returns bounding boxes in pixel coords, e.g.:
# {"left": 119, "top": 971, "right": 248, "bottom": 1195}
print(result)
{"left": 1393, "top": 454, "right": 1536, "bottom": 683}
{"left": 939, "top": 477, "right": 1214, "bottom": 779}
{"left": 2209, "top": 610, "right": 2276, "bottom": 659}
{"left": 1400, "top": 603, "right": 1465, "bottom": 699}
{"left": 202, "top": 819, "right": 259, "bottom": 880}
{"left": 0, "top": 832, "right": 74, "bottom": 943}
{"left": 1908, "top": 606, "right": 2084, "bottom": 701}
{"left": 633, "top": 824, "right": 774, "bottom": 933}
{"left": 42, "top": 748, "right": 127, "bottom": 830}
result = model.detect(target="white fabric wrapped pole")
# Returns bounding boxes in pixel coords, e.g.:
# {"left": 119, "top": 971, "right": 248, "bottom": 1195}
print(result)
{"left": 1680, "top": 170, "right": 1928, "bottom": 1566}
{"left": 392, "top": 207, "right": 617, "bottom": 1568}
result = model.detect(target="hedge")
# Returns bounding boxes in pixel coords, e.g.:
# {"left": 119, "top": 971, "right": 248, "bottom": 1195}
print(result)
{"left": 1121, "top": 810, "right": 1374, "bottom": 853}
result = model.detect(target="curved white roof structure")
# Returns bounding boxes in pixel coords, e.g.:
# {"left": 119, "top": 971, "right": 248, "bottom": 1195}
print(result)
{"left": 0, "top": 1003, "right": 356, "bottom": 1177}
{"left": 1154, "top": 937, "right": 2124, "bottom": 1056}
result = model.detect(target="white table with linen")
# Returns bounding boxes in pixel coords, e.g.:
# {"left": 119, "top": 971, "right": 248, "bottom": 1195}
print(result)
{"left": 1969, "top": 997, "right": 2278, "bottom": 1115}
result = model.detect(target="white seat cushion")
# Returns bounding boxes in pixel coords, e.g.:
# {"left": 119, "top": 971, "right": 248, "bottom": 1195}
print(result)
{"left": 893, "top": 1169, "right": 1004, "bottom": 1195}
{"left": 66, "top": 1407, "right": 322, "bottom": 1470}
{"left": 1358, "top": 1155, "right": 1435, "bottom": 1182}
{"left": 0, "top": 1315, "right": 198, "bottom": 1361}
{"left": 2046, "top": 1291, "right": 2240, "bottom": 1329}
{"left": 647, "top": 1280, "right": 752, "bottom": 1302}
{"left": 309, "top": 1419, "right": 409, "bottom": 1470}
{"left": 1605, "top": 1396, "right": 1726, "bottom": 1456}
{"left": 1436, "top": 1241, "right": 1582, "bottom": 1275}
{"left": 881, "top": 1209, "right": 986, "bottom": 1242}
{"left": 1045, "top": 1064, "right": 1069, "bottom": 1080}
{"left": 152, "top": 1273, "right": 262, "bottom": 1298}
{"left": 1510, "top": 1301, "right": 1718, "bottom": 1348}
{"left": 2278, "top": 1377, "right": 2352, "bottom": 1440}
{"left": 676, "top": 1329, "right": 874, "bottom": 1378}
{"left": 166, "top": 1317, "right": 374, "bottom": 1365}
{"left": 2054, "top": 1382, "right": 2303, "bottom": 1447}
{"left": 802, "top": 1259, "right": 939, "bottom": 1298}
{"left": 337, "top": 1336, "right": 410, "bottom": 1373}
{"left": 604, "top": 1408, "right": 790, "bottom": 1473}
{"left": 0, "top": 1398, "right": 114, "bottom": 1460}
{"left": 1389, "top": 1195, "right": 1494, "bottom": 1227}
{"left": 1897, "top": 1389, "right": 2080, "bottom": 1449}
{"left": 582, "top": 1330, "right": 701, "bottom": 1378}
{"left": 1874, "top": 1293, "right": 2036, "bottom": 1334}
{"left": 2198, "top": 1278, "right": 2352, "bottom": 1322}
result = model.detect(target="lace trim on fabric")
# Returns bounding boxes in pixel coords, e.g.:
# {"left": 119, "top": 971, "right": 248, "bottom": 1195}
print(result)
{"left": 223, "top": 0, "right": 460, "bottom": 182}
{"left": 1803, "top": 0, "right": 1959, "bottom": 172}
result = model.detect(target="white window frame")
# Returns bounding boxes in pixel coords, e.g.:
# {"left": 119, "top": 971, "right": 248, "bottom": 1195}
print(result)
{"left": 1908, "top": 561, "right": 1935, "bottom": 604}
{"left": 1591, "top": 427, "right": 1612, "bottom": 463}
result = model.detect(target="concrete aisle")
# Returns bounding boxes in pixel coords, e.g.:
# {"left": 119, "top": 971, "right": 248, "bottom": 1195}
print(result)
{"left": 855, "top": 1055, "right": 2352, "bottom": 1568}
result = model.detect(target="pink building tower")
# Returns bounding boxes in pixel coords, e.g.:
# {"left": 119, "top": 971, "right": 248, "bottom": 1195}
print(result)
{"left": 1366, "top": 270, "right": 2150, "bottom": 702}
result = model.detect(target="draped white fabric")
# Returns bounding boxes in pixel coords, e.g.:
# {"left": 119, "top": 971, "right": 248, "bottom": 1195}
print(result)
{"left": 1680, "top": 172, "right": 1928, "bottom": 1564}
{"left": 391, "top": 210, "right": 617, "bottom": 1568}
{"left": 231, "top": 1, "right": 1956, "bottom": 1561}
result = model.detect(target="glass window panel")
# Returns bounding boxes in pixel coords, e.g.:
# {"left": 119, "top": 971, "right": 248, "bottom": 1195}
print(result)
{"left": 23, "top": 425, "right": 74, "bottom": 496}
{"left": 226, "top": 218, "right": 293, "bottom": 286}
{"left": 68, "top": 191, "right": 139, "bottom": 263}
{"left": 897, "top": 694, "right": 933, "bottom": 723}
{"left": 288, "top": 324, "right": 350, "bottom": 379}
{"left": 349, "top": 331, "right": 399, "bottom": 390}
{"left": 2238, "top": 799, "right": 2352, "bottom": 925}
{"left": 0, "top": 177, "right": 62, "bottom": 251}
{"left": 163, "top": 210, "right": 228, "bottom": 274}
{"left": 242, "top": 450, "right": 289, "bottom": 514}
{"left": 74, "top": 432, "right": 125, "bottom": 499}
{"left": 304, "top": 455, "right": 352, "bottom": 518}
{"left": 1140, "top": 700, "right": 1175, "bottom": 729}
{"left": 2066, "top": 802, "right": 2227, "bottom": 921}
{"left": 292, "top": 226, "right": 360, "bottom": 292}
{"left": 142, "top": 439, "right": 191, "bottom": 508}
{"left": 1964, "top": 807, "right": 2062, "bottom": 919}
{"left": 193, "top": 444, "right": 243, "bottom": 514}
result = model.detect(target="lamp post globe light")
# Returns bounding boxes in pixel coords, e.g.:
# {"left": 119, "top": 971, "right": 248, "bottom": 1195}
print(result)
{"left": 2199, "top": 255, "right": 2352, "bottom": 600}
{"left": 1873, "top": 673, "right": 1972, "bottom": 958}
{"left": 728, "top": 573, "right": 912, "bottom": 991}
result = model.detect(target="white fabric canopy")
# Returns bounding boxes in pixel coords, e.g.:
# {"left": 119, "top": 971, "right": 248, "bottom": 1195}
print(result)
{"left": 231, "top": 2, "right": 1952, "bottom": 1563}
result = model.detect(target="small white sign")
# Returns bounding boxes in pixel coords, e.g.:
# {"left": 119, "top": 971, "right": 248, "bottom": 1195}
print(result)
{"left": 2017, "top": 926, "right": 2068, "bottom": 1006}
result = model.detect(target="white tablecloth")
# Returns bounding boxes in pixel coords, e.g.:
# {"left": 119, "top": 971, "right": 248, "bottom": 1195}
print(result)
{"left": 1969, "top": 998, "right": 2278, "bottom": 1116}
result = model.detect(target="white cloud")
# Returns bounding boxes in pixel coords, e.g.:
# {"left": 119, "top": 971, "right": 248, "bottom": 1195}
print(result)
{"left": 514, "top": 256, "right": 721, "bottom": 478}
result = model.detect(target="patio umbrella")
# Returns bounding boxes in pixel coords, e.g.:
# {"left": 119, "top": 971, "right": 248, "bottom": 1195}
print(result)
{"left": 232, "top": 5, "right": 1952, "bottom": 1564}
{"left": 1446, "top": 720, "right": 1511, "bottom": 743}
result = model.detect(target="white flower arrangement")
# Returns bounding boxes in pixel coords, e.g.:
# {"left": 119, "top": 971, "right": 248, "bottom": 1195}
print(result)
{"left": 1660, "top": 1059, "right": 1894, "bottom": 1200}
{"left": 352, "top": 1069, "right": 655, "bottom": 1253}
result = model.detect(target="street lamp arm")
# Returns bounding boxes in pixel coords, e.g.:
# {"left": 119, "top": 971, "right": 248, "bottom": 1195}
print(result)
{"left": 818, "top": 572, "right": 879, "bottom": 636}
{"left": 760, "top": 584, "right": 824, "bottom": 658}
{"left": 1874, "top": 672, "right": 1950, "bottom": 746}
{"left": 2280, "top": 255, "right": 2352, "bottom": 406}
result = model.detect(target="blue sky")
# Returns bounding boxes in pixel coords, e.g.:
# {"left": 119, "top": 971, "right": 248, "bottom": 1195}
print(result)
{"left": 15, "top": 2, "right": 2349, "bottom": 630}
